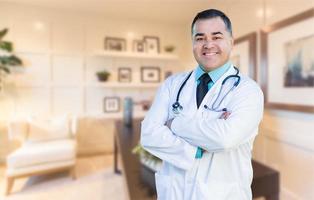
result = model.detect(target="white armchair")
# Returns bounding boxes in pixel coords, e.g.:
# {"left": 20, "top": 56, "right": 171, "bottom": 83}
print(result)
{"left": 5, "top": 115, "right": 77, "bottom": 195}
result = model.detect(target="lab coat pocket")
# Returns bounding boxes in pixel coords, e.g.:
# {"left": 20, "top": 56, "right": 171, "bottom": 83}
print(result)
{"left": 155, "top": 172, "right": 172, "bottom": 200}
{"left": 196, "top": 179, "right": 245, "bottom": 200}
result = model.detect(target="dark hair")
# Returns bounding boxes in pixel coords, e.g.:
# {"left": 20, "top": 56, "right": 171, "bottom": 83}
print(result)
{"left": 191, "top": 9, "right": 232, "bottom": 36}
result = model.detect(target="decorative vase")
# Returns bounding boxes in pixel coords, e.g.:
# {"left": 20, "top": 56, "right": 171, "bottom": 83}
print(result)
{"left": 123, "top": 97, "right": 133, "bottom": 127}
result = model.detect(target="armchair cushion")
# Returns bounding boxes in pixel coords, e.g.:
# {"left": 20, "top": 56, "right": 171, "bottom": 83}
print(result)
{"left": 7, "top": 139, "right": 76, "bottom": 169}
{"left": 27, "top": 116, "right": 71, "bottom": 143}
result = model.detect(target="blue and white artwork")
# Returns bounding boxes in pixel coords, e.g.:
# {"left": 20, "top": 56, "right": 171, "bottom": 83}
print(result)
{"left": 284, "top": 35, "right": 314, "bottom": 87}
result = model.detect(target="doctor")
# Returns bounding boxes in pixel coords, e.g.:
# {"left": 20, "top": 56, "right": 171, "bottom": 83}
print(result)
{"left": 141, "top": 9, "right": 264, "bottom": 200}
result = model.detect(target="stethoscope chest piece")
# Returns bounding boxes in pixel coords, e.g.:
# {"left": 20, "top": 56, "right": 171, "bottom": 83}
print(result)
{"left": 172, "top": 101, "right": 183, "bottom": 114}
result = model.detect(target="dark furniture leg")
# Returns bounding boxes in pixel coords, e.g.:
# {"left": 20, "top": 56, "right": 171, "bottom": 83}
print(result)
{"left": 114, "top": 135, "right": 122, "bottom": 174}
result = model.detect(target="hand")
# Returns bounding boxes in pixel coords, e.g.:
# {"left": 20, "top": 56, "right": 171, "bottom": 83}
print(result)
{"left": 164, "top": 118, "right": 174, "bottom": 129}
{"left": 219, "top": 111, "right": 231, "bottom": 120}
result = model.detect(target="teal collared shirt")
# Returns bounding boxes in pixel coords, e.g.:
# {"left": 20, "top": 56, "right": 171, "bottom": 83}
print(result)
{"left": 195, "top": 61, "right": 232, "bottom": 85}
{"left": 194, "top": 61, "right": 232, "bottom": 159}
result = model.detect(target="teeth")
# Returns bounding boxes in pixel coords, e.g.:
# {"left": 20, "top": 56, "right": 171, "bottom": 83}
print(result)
{"left": 203, "top": 52, "right": 216, "bottom": 56}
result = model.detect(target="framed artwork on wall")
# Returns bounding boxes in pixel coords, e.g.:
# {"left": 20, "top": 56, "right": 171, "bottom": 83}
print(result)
{"left": 143, "top": 36, "right": 160, "bottom": 54}
{"left": 105, "top": 37, "right": 126, "bottom": 51}
{"left": 104, "top": 97, "right": 120, "bottom": 113}
{"left": 261, "top": 8, "right": 314, "bottom": 113}
{"left": 231, "top": 32, "right": 257, "bottom": 80}
{"left": 133, "top": 40, "right": 146, "bottom": 53}
{"left": 118, "top": 67, "right": 132, "bottom": 82}
{"left": 141, "top": 66, "right": 161, "bottom": 83}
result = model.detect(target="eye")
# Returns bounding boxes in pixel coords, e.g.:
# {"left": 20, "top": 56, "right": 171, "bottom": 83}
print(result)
{"left": 195, "top": 37, "right": 204, "bottom": 41}
{"left": 213, "top": 36, "right": 222, "bottom": 40}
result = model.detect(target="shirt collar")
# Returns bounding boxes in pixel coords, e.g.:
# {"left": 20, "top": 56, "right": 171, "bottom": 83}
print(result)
{"left": 195, "top": 61, "right": 232, "bottom": 83}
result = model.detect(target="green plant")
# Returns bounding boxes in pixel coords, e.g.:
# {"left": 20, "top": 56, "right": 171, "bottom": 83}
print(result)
{"left": 96, "top": 70, "right": 110, "bottom": 81}
{"left": 132, "top": 143, "right": 161, "bottom": 163}
{"left": 164, "top": 45, "right": 175, "bottom": 53}
{"left": 0, "top": 28, "right": 23, "bottom": 74}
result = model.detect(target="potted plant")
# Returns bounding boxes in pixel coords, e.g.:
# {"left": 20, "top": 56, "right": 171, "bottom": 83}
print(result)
{"left": 132, "top": 143, "right": 162, "bottom": 172}
{"left": 96, "top": 70, "right": 110, "bottom": 82}
{"left": 0, "top": 28, "right": 23, "bottom": 74}
{"left": 0, "top": 28, "right": 23, "bottom": 91}
{"left": 164, "top": 45, "right": 176, "bottom": 53}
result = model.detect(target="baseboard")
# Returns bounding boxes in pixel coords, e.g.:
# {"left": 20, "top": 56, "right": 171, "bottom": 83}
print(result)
{"left": 281, "top": 187, "right": 303, "bottom": 200}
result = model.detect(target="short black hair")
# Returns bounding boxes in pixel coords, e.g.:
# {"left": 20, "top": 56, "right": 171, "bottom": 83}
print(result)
{"left": 191, "top": 9, "right": 232, "bottom": 36}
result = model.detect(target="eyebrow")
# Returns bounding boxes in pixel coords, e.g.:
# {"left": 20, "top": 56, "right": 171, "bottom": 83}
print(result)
{"left": 212, "top": 31, "right": 223, "bottom": 35}
{"left": 194, "top": 32, "right": 223, "bottom": 37}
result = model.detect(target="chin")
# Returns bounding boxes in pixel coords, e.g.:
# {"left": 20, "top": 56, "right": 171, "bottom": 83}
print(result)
{"left": 201, "top": 63, "right": 220, "bottom": 71}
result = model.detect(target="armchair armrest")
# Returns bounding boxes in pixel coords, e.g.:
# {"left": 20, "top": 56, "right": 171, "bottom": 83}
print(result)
{"left": 70, "top": 115, "right": 77, "bottom": 137}
{"left": 8, "top": 120, "right": 28, "bottom": 142}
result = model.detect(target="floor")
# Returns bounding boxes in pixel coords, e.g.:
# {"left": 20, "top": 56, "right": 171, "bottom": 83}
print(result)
{"left": 0, "top": 154, "right": 128, "bottom": 200}
{"left": 0, "top": 154, "right": 266, "bottom": 200}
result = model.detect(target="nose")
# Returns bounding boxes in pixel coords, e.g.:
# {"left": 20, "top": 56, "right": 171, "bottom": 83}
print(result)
{"left": 203, "top": 39, "right": 214, "bottom": 49}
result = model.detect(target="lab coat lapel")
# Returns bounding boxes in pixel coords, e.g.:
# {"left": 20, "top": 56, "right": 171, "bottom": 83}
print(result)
{"left": 180, "top": 69, "right": 198, "bottom": 114}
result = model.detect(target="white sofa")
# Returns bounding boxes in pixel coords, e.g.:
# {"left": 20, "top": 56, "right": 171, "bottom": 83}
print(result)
{"left": 5, "top": 115, "right": 77, "bottom": 195}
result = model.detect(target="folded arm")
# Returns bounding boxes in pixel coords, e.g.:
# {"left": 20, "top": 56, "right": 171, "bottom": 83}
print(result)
{"left": 141, "top": 77, "right": 197, "bottom": 171}
{"left": 170, "top": 83, "right": 264, "bottom": 152}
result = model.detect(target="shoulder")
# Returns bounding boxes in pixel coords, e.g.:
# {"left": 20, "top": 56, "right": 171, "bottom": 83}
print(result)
{"left": 237, "top": 73, "right": 264, "bottom": 98}
{"left": 162, "top": 71, "right": 193, "bottom": 87}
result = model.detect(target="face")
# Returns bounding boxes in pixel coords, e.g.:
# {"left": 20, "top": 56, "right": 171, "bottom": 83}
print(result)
{"left": 192, "top": 17, "right": 233, "bottom": 72}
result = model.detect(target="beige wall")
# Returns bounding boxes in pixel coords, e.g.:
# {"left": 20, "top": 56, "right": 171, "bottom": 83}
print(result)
{"left": 227, "top": 2, "right": 313, "bottom": 200}
{"left": 0, "top": 3, "right": 186, "bottom": 120}
{"left": 0, "top": 1, "right": 313, "bottom": 199}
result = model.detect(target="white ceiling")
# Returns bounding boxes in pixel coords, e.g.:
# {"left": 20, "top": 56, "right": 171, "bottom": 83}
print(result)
{"left": 0, "top": 0, "right": 234, "bottom": 24}
{"left": 1, "top": 0, "right": 312, "bottom": 25}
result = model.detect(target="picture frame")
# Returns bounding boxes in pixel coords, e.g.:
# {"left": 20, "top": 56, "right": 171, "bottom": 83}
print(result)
{"left": 104, "top": 97, "right": 120, "bottom": 113}
{"left": 133, "top": 40, "right": 146, "bottom": 53}
{"left": 261, "top": 8, "right": 314, "bottom": 113}
{"left": 143, "top": 36, "right": 160, "bottom": 54}
{"left": 118, "top": 67, "right": 132, "bottom": 82}
{"left": 105, "top": 37, "right": 126, "bottom": 51}
{"left": 164, "top": 71, "right": 173, "bottom": 79}
{"left": 231, "top": 32, "right": 257, "bottom": 80}
{"left": 141, "top": 66, "right": 161, "bottom": 83}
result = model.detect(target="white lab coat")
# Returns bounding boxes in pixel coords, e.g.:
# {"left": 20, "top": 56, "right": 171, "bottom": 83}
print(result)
{"left": 141, "top": 66, "right": 264, "bottom": 200}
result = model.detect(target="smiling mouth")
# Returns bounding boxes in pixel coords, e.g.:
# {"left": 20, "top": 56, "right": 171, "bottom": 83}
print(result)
{"left": 202, "top": 52, "right": 218, "bottom": 56}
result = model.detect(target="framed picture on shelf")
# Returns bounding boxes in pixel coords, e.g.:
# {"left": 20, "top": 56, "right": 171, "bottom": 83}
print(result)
{"left": 231, "top": 32, "right": 257, "bottom": 80}
{"left": 261, "top": 8, "right": 314, "bottom": 113}
{"left": 164, "top": 71, "right": 173, "bottom": 79}
{"left": 105, "top": 37, "right": 126, "bottom": 51}
{"left": 133, "top": 40, "right": 146, "bottom": 53}
{"left": 118, "top": 67, "right": 132, "bottom": 82}
{"left": 141, "top": 66, "right": 161, "bottom": 83}
{"left": 104, "top": 97, "right": 120, "bottom": 113}
{"left": 143, "top": 36, "right": 160, "bottom": 54}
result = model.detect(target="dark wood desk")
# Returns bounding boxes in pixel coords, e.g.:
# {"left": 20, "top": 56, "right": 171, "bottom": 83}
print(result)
{"left": 114, "top": 119, "right": 279, "bottom": 200}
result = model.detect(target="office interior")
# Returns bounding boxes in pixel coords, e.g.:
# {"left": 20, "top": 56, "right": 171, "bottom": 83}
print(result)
{"left": 0, "top": 0, "right": 313, "bottom": 199}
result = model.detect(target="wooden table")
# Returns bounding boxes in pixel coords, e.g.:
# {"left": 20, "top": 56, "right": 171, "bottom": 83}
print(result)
{"left": 114, "top": 119, "right": 279, "bottom": 200}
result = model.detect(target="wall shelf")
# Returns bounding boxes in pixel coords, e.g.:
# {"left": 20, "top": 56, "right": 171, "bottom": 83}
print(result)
{"left": 86, "top": 82, "right": 160, "bottom": 89}
{"left": 92, "top": 51, "right": 179, "bottom": 61}
{"left": 87, "top": 110, "right": 147, "bottom": 119}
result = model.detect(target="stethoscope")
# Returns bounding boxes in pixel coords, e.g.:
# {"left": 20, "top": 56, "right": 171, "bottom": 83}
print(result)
{"left": 172, "top": 66, "right": 241, "bottom": 114}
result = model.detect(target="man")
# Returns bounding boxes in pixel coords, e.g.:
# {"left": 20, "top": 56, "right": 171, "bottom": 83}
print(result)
{"left": 141, "top": 9, "right": 264, "bottom": 200}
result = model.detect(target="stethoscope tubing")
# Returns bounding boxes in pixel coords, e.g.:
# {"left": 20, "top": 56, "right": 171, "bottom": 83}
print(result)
{"left": 172, "top": 66, "right": 240, "bottom": 114}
